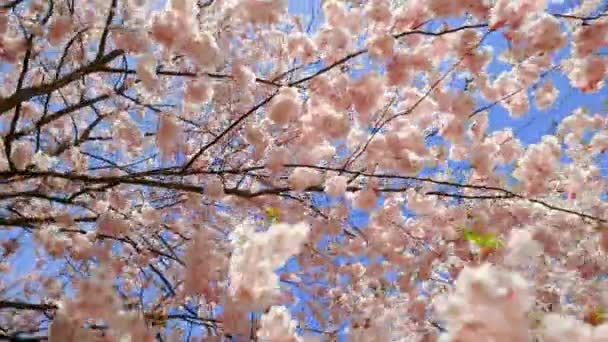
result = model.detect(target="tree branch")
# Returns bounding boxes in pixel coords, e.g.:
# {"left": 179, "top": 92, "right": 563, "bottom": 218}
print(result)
{"left": 0, "top": 50, "right": 123, "bottom": 115}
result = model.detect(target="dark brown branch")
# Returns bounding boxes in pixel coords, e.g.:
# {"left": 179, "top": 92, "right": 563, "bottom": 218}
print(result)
{"left": 13, "top": 93, "right": 112, "bottom": 139}
{"left": 181, "top": 91, "right": 279, "bottom": 171}
{"left": 1, "top": 156, "right": 605, "bottom": 227}
{"left": 426, "top": 191, "right": 516, "bottom": 200}
{"left": 55, "top": 28, "right": 90, "bottom": 80}
{"left": 0, "top": 216, "right": 97, "bottom": 227}
{"left": 97, "top": 67, "right": 285, "bottom": 87}
{"left": 0, "top": 300, "right": 57, "bottom": 312}
{"left": 288, "top": 23, "right": 488, "bottom": 87}
{"left": 281, "top": 164, "right": 608, "bottom": 223}
{"left": 0, "top": 190, "right": 86, "bottom": 206}
{"left": 552, "top": 12, "right": 608, "bottom": 22}
{"left": 469, "top": 65, "right": 560, "bottom": 118}
{"left": 0, "top": 334, "right": 48, "bottom": 341}
{"left": 96, "top": 0, "right": 117, "bottom": 60}
{"left": 148, "top": 264, "right": 177, "bottom": 296}
{"left": 52, "top": 112, "right": 107, "bottom": 156}
{"left": 0, "top": 0, "right": 26, "bottom": 9}
{"left": 4, "top": 34, "right": 34, "bottom": 169}
{"left": 0, "top": 49, "right": 123, "bottom": 115}
{"left": 344, "top": 30, "right": 492, "bottom": 170}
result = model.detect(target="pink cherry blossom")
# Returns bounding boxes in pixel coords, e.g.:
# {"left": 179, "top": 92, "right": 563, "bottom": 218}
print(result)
{"left": 353, "top": 188, "right": 377, "bottom": 211}
{"left": 365, "top": 0, "right": 392, "bottom": 24}
{"left": 97, "top": 213, "right": 129, "bottom": 236}
{"left": 136, "top": 53, "right": 160, "bottom": 91}
{"left": 184, "top": 78, "right": 214, "bottom": 104}
{"left": 156, "top": 112, "right": 181, "bottom": 160}
{"left": 348, "top": 74, "right": 385, "bottom": 120}
{"left": 289, "top": 167, "right": 322, "bottom": 192}
{"left": 0, "top": 1, "right": 608, "bottom": 340}
{"left": 183, "top": 32, "right": 222, "bottom": 69}
{"left": 112, "top": 29, "right": 150, "bottom": 54}
{"left": 10, "top": 140, "right": 33, "bottom": 170}
{"left": 47, "top": 15, "right": 72, "bottom": 46}
{"left": 257, "top": 306, "right": 301, "bottom": 342}
{"left": 565, "top": 55, "right": 607, "bottom": 92}
{"left": 237, "top": 0, "right": 287, "bottom": 25}
{"left": 519, "top": 14, "right": 565, "bottom": 55}
{"left": 268, "top": 87, "right": 301, "bottom": 125}
{"left": 572, "top": 18, "right": 608, "bottom": 57}
{"left": 367, "top": 33, "right": 395, "bottom": 61}
{"left": 325, "top": 175, "right": 348, "bottom": 198}
{"left": 534, "top": 79, "right": 559, "bottom": 110}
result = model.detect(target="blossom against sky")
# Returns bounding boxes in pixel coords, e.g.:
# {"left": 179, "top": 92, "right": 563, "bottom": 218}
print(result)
{"left": 0, "top": 0, "right": 608, "bottom": 341}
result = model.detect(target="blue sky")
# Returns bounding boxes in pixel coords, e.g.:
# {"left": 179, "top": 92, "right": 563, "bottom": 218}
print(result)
{"left": 1, "top": 0, "right": 607, "bottom": 340}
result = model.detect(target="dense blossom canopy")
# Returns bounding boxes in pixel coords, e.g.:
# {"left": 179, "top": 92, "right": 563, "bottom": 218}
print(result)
{"left": 0, "top": 0, "right": 608, "bottom": 341}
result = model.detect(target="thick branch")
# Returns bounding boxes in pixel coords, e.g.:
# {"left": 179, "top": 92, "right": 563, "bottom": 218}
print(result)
{"left": 96, "top": 0, "right": 117, "bottom": 60}
{"left": 97, "top": 67, "right": 284, "bottom": 87}
{"left": 0, "top": 300, "right": 56, "bottom": 312}
{"left": 0, "top": 50, "right": 123, "bottom": 115}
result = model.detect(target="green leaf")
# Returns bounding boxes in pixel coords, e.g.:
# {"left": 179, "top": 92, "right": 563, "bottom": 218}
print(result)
{"left": 463, "top": 229, "right": 503, "bottom": 248}
{"left": 264, "top": 207, "right": 280, "bottom": 224}
{"left": 463, "top": 229, "right": 476, "bottom": 241}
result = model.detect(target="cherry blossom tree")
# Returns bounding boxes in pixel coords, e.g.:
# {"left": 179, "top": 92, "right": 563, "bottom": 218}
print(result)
{"left": 0, "top": 0, "right": 608, "bottom": 340}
